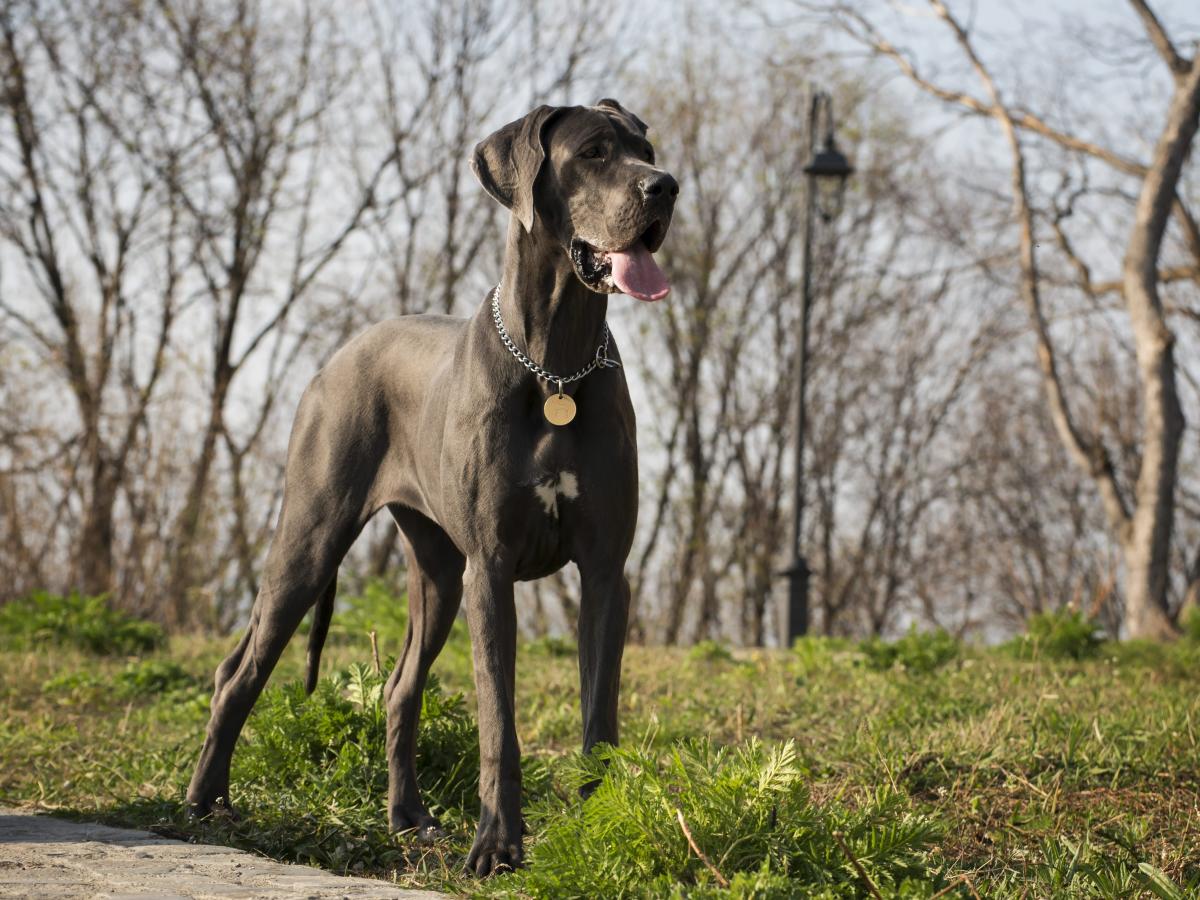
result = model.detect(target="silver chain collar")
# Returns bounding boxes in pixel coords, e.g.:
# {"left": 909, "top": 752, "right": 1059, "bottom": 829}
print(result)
{"left": 490, "top": 283, "right": 620, "bottom": 388}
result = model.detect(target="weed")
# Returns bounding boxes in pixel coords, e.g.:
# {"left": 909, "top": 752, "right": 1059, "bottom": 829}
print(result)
{"left": 791, "top": 635, "right": 852, "bottom": 668}
{"left": 235, "top": 664, "right": 550, "bottom": 836}
{"left": 320, "top": 579, "right": 409, "bottom": 645}
{"left": 114, "top": 659, "right": 198, "bottom": 696}
{"left": 983, "top": 834, "right": 1200, "bottom": 898}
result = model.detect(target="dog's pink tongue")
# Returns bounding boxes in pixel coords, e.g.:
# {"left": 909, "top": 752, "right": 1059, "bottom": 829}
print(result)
{"left": 609, "top": 244, "right": 670, "bottom": 301}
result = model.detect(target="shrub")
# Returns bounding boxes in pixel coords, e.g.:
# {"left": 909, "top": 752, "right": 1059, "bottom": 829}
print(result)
{"left": 236, "top": 664, "right": 475, "bottom": 824}
{"left": 324, "top": 580, "right": 409, "bottom": 645}
{"left": 0, "top": 591, "right": 163, "bottom": 655}
{"left": 1006, "top": 609, "right": 1102, "bottom": 661}
{"left": 687, "top": 639, "right": 734, "bottom": 664}
{"left": 791, "top": 635, "right": 852, "bottom": 667}
{"left": 526, "top": 635, "right": 577, "bottom": 658}
{"left": 860, "top": 627, "right": 959, "bottom": 674}
{"left": 114, "top": 658, "right": 198, "bottom": 696}
{"left": 500, "top": 739, "right": 945, "bottom": 898}
{"left": 1180, "top": 605, "right": 1200, "bottom": 644}
{"left": 231, "top": 663, "right": 549, "bottom": 855}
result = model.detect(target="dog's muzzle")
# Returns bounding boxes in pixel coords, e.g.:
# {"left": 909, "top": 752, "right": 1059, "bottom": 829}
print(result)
{"left": 571, "top": 218, "right": 671, "bottom": 302}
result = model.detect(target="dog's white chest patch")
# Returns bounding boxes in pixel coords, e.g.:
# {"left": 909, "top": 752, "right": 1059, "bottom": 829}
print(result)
{"left": 534, "top": 471, "right": 580, "bottom": 516}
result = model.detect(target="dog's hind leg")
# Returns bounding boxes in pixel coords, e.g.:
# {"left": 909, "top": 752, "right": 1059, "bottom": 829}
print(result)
{"left": 212, "top": 605, "right": 258, "bottom": 698}
{"left": 187, "top": 495, "right": 366, "bottom": 818}
{"left": 384, "top": 505, "right": 465, "bottom": 837}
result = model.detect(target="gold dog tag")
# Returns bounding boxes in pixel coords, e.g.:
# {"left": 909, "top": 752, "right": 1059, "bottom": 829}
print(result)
{"left": 544, "top": 383, "right": 576, "bottom": 426}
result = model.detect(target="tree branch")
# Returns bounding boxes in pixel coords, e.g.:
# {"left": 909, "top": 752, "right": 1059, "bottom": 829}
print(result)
{"left": 927, "top": 0, "right": 1133, "bottom": 535}
{"left": 831, "top": 3, "right": 1200, "bottom": 273}
{"left": 1128, "top": 0, "right": 1190, "bottom": 76}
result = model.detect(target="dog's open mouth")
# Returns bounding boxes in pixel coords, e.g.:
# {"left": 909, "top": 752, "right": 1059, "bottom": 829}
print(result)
{"left": 570, "top": 221, "right": 670, "bottom": 302}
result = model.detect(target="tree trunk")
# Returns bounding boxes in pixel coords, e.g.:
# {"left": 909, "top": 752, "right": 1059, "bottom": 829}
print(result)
{"left": 924, "top": 0, "right": 1196, "bottom": 641}
{"left": 166, "top": 391, "right": 226, "bottom": 628}
{"left": 1118, "top": 54, "right": 1200, "bottom": 638}
{"left": 1122, "top": 537, "right": 1180, "bottom": 639}
{"left": 78, "top": 462, "right": 118, "bottom": 598}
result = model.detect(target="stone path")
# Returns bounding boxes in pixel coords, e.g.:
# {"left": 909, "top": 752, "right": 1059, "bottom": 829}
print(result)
{"left": 0, "top": 810, "right": 450, "bottom": 899}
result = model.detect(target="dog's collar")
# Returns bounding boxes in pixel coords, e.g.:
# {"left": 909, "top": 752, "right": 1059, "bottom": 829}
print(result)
{"left": 489, "top": 283, "right": 621, "bottom": 388}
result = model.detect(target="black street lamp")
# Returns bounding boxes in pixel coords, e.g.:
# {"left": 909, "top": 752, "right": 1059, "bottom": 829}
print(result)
{"left": 784, "top": 89, "right": 853, "bottom": 646}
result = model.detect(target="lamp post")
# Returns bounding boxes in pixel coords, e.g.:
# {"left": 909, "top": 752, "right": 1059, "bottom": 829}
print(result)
{"left": 784, "top": 89, "right": 853, "bottom": 646}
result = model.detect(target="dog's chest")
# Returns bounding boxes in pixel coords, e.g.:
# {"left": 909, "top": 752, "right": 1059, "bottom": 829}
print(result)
{"left": 447, "top": 388, "right": 636, "bottom": 578}
{"left": 531, "top": 470, "right": 580, "bottom": 518}
{"left": 511, "top": 468, "right": 581, "bottom": 580}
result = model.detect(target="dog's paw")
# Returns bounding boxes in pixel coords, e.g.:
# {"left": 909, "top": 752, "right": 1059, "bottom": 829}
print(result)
{"left": 466, "top": 828, "right": 523, "bottom": 877}
{"left": 187, "top": 796, "right": 239, "bottom": 822}
{"left": 390, "top": 809, "right": 445, "bottom": 843}
{"left": 578, "top": 777, "right": 602, "bottom": 799}
{"left": 416, "top": 820, "right": 446, "bottom": 842}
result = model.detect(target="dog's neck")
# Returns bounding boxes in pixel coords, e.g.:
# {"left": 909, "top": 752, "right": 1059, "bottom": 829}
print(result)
{"left": 495, "top": 217, "right": 609, "bottom": 382}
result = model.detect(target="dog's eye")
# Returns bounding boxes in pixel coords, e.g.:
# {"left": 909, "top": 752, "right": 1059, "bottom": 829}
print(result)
{"left": 643, "top": 147, "right": 655, "bottom": 164}
{"left": 580, "top": 146, "right": 604, "bottom": 160}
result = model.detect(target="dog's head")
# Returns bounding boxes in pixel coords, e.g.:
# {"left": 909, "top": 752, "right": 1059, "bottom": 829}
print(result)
{"left": 471, "top": 99, "right": 678, "bottom": 302}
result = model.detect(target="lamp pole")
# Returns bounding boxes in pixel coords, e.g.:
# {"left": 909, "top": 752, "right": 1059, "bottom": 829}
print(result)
{"left": 784, "top": 88, "right": 853, "bottom": 647}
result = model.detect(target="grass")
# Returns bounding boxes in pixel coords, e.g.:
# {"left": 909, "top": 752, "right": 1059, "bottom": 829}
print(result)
{"left": 2, "top": 593, "right": 1199, "bottom": 897}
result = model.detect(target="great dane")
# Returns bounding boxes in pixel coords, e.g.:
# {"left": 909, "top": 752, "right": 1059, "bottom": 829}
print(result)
{"left": 186, "top": 99, "right": 677, "bottom": 876}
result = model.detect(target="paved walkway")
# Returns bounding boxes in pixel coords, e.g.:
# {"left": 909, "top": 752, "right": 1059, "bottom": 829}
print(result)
{"left": 0, "top": 810, "right": 450, "bottom": 899}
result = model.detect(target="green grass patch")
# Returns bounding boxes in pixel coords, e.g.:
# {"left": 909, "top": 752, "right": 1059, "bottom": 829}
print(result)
{"left": 43, "top": 658, "right": 199, "bottom": 701}
{"left": 0, "top": 591, "right": 163, "bottom": 655}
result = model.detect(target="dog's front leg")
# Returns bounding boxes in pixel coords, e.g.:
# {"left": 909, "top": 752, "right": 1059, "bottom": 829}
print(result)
{"left": 577, "top": 567, "right": 631, "bottom": 758}
{"left": 463, "top": 559, "right": 523, "bottom": 877}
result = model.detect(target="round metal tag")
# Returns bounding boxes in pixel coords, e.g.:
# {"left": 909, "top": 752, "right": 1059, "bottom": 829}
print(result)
{"left": 543, "top": 393, "right": 576, "bottom": 426}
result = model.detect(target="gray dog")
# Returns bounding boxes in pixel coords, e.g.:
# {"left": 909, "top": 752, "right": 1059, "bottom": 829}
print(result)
{"left": 186, "top": 99, "right": 677, "bottom": 876}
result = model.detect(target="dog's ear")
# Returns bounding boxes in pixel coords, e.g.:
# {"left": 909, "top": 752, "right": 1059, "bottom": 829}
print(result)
{"left": 471, "top": 105, "right": 563, "bottom": 233}
{"left": 595, "top": 98, "right": 648, "bottom": 135}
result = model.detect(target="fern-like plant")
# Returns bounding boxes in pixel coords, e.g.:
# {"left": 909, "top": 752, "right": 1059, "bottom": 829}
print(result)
{"left": 492, "top": 738, "right": 947, "bottom": 898}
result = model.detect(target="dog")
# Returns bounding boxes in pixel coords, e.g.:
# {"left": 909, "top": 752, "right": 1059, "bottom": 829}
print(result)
{"left": 186, "top": 98, "right": 678, "bottom": 877}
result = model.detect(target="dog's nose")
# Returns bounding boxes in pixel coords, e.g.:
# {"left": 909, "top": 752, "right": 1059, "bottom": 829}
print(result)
{"left": 639, "top": 172, "right": 679, "bottom": 201}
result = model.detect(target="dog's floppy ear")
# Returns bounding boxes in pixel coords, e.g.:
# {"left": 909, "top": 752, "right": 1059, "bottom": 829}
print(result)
{"left": 595, "top": 97, "right": 648, "bottom": 135}
{"left": 471, "top": 105, "right": 563, "bottom": 233}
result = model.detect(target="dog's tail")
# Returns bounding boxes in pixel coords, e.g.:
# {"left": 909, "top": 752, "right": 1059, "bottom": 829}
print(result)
{"left": 305, "top": 578, "right": 336, "bottom": 695}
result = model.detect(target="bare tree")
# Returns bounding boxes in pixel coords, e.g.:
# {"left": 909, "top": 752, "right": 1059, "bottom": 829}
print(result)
{"left": 0, "top": 0, "right": 633, "bottom": 625}
{"left": 616, "top": 22, "right": 1004, "bottom": 644}
{"left": 121, "top": 0, "right": 394, "bottom": 625}
{"left": 821, "top": 0, "right": 1200, "bottom": 638}
{"left": 0, "top": 0, "right": 182, "bottom": 599}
